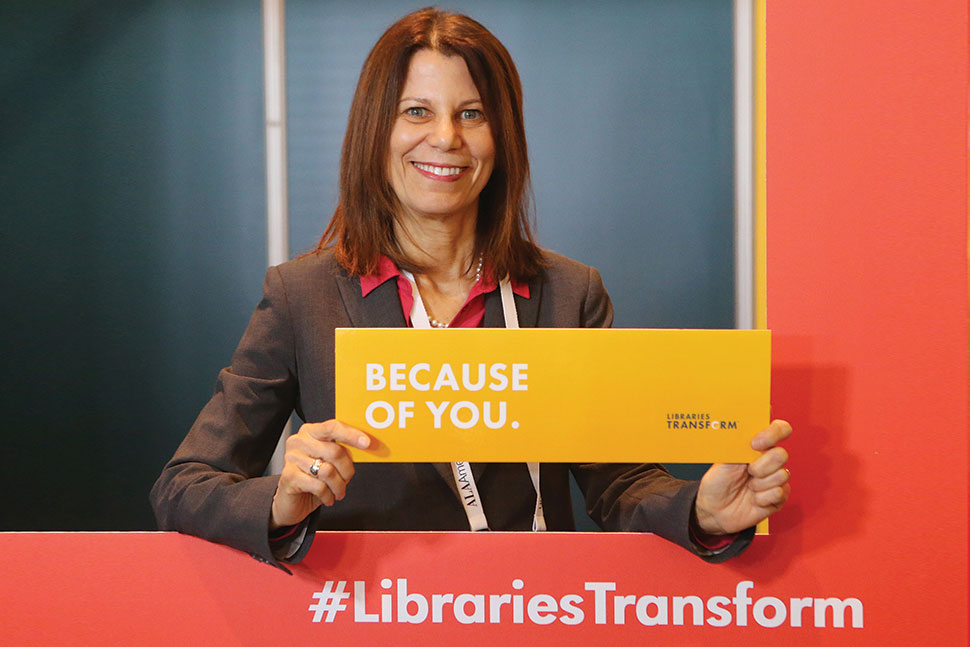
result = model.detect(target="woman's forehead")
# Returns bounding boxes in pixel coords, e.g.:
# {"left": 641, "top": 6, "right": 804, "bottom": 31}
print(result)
{"left": 398, "top": 50, "right": 483, "bottom": 104}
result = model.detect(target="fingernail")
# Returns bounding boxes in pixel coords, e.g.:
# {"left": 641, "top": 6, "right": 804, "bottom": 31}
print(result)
{"left": 358, "top": 436, "right": 371, "bottom": 449}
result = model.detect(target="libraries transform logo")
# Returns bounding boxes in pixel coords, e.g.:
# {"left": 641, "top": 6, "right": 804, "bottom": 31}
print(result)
{"left": 666, "top": 412, "right": 738, "bottom": 430}
{"left": 307, "top": 579, "right": 864, "bottom": 629}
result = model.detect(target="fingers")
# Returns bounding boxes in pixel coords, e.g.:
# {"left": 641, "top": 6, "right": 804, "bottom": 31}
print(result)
{"left": 752, "top": 482, "right": 791, "bottom": 509}
{"left": 747, "top": 465, "right": 790, "bottom": 492}
{"left": 747, "top": 420, "right": 792, "bottom": 513}
{"left": 747, "top": 446, "right": 789, "bottom": 478}
{"left": 750, "top": 419, "right": 793, "bottom": 451}
{"left": 279, "top": 451, "right": 345, "bottom": 508}
{"left": 284, "top": 448, "right": 350, "bottom": 503}
{"left": 270, "top": 420, "right": 369, "bottom": 528}
{"left": 287, "top": 433, "right": 356, "bottom": 487}
{"left": 297, "top": 453, "right": 350, "bottom": 501}
{"left": 279, "top": 420, "right": 370, "bottom": 504}
{"left": 302, "top": 419, "right": 371, "bottom": 450}
{"left": 278, "top": 462, "right": 336, "bottom": 507}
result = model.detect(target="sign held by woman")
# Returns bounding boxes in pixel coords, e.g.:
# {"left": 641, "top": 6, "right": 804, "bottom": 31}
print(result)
{"left": 336, "top": 328, "right": 769, "bottom": 463}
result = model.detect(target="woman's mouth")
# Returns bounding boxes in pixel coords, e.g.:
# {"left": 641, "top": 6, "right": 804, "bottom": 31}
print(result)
{"left": 411, "top": 161, "right": 469, "bottom": 181}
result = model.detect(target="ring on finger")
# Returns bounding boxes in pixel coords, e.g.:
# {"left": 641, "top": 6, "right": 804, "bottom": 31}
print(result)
{"left": 309, "top": 458, "right": 323, "bottom": 477}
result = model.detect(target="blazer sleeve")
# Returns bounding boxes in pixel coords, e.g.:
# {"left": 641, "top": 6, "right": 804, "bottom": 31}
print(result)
{"left": 150, "top": 266, "right": 298, "bottom": 568}
{"left": 569, "top": 264, "right": 753, "bottom": 562}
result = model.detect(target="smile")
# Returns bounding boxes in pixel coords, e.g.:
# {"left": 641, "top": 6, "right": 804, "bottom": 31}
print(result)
{"left": 411, "top": 161, "right": 469, "bottom": 179}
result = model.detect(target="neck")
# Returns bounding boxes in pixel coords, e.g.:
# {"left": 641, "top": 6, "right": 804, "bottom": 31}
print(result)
{"left": 393, "top": 208, "right": 481, "bottom": 326}
{"left": 393, "top": 208, "right": 478, "bottom": 286}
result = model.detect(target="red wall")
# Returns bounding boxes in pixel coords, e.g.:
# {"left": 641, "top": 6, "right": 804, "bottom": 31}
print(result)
{"left": 766, "top": 0, "right": 968, "bottom": 642}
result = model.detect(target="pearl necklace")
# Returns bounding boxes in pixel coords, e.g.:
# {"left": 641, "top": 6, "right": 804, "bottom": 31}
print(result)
{"left": 427, "top": 254, "right": 484, "bottom": 328}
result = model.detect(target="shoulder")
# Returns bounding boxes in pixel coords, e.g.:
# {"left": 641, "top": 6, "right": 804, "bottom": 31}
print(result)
{"left": 268, "top": 248, "right": 351, "bottom": 298}
{"left": 531, "top": 250, "right": 613, "bottom": 328}
{"left": 273, "top": 248, "right": 346, "bottom": 282}
{"left": 536, "top": 249, "right": 606, "bottom": 293}
{"left": 540, "top": 249, "right": 594, "bottom": 274}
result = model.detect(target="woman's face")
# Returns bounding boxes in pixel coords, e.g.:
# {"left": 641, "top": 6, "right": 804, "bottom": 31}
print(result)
{"left": 387, "top": 49, "right": 495, "bottom": 224}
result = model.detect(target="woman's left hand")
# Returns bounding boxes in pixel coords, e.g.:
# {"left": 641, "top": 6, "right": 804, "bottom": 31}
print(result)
{"left": 694, "top": 419, "right": 793, "bottom": 535}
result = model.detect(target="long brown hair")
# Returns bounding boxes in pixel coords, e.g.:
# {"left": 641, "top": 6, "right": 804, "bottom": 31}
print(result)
{"left": 315, "top": 7, "right": 544, "bottom": 281}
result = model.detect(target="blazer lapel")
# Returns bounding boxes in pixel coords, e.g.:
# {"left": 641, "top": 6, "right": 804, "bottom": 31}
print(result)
{"left": 338, "top": 272, "right": 543, "bottom": 329}
{"left": 482, "top": 278, "right": 542, "bottom": 328}
{"left": 334, "top": 273, "right": 407, "bottom": 328}
{"left": 518, "top": 276, "right": 542, "bottom": 328}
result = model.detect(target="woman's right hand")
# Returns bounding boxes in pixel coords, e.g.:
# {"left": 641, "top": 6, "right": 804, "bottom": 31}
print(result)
{"left": 270, "top": 420, "right": 371, "bottom": 530}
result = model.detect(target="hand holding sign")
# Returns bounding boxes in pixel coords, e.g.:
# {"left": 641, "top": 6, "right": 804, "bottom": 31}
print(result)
{"left": 693, "top": 419, "right": 793, "bottom": 535}
{"left": 270, "top": 420, "right": 371, "bottom": 530}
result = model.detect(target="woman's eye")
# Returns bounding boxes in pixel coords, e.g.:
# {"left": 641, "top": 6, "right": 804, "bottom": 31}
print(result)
{"left": 460, "top": 109, "right": 483, "bottom": 120}
{"left": 404, "top": 107, "right": 428, "bottom": 118}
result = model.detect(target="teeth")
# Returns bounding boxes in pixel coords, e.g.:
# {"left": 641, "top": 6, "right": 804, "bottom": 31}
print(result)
{"left": 413, "top": 162, "right": 464, "bottom": 176}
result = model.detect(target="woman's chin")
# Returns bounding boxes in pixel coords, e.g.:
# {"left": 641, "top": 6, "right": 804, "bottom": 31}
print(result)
{"left": 398, "top": 202, "right": 479, "bottom": 223}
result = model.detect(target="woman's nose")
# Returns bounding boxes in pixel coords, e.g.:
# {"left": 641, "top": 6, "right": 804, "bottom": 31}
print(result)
{"left": 428, "top": 117, "right": 461, "bottom": 150}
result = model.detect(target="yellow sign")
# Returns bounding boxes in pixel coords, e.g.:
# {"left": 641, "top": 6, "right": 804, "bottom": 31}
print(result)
{"left": 335, "top": 328, "right": 769, "bottom": 463}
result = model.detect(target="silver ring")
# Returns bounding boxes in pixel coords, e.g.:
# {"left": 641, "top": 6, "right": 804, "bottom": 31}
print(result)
{"left": 309, "top": 458, "right": 323, "bottom": 477}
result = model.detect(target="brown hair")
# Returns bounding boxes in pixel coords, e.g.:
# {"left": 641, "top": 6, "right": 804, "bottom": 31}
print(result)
{"left": 315, "top": 7, "right": 544, "bottom": 281}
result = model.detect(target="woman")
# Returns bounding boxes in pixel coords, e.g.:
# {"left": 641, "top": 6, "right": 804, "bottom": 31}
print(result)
{"left": 151, "top": 8, "right": 791, "bottom": 570}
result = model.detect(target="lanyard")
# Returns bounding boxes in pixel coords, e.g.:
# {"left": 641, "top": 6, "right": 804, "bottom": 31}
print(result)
{"left": 399, "top": 269, "right": 546, "bottom": 532}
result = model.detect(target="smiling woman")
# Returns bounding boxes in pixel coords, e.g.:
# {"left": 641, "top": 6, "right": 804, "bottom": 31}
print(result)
{"left": 317, "top": 8, "right": 540, "bottom": 285}
{"left": 388, "top": 50, "right": 496, "bottom": 238}
{"left": 150, "top": 7, "right": 791, "bottom": 570}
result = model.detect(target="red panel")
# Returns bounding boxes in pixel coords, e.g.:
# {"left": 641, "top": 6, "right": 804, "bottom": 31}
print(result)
{"left": 766, "top": 0, "right": 968, "bottom": 644}
{"left": 0, "top": 532, "right": 877, "bottom": 645}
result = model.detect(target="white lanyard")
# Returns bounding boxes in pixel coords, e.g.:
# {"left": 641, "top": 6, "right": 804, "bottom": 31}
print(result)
{"left": 400, "top": 269, "right": 546, "bottom": 532}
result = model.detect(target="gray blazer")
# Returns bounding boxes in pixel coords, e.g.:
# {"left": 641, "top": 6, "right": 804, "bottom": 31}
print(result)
{"left": 150, "top": 250, "right": 752, "bottom": 568}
